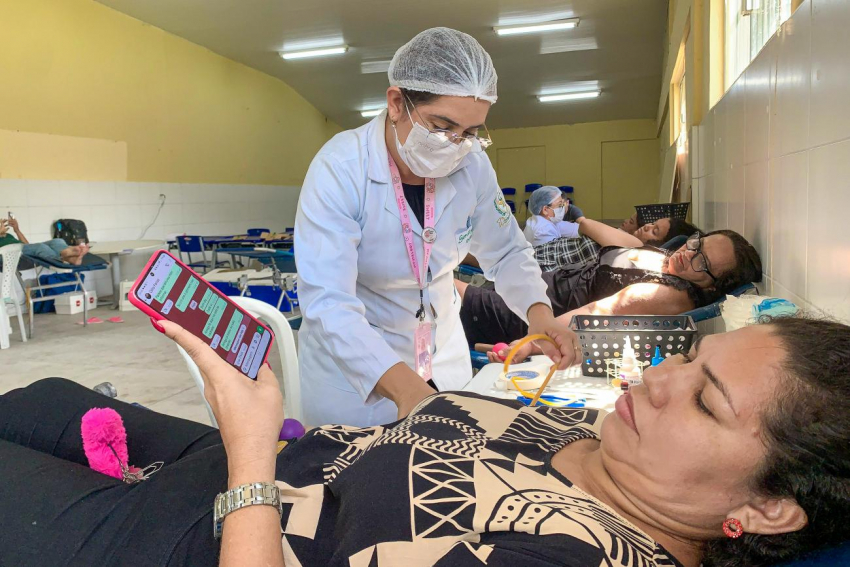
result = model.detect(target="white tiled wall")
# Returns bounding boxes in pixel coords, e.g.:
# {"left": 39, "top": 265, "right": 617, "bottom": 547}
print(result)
{"left": 0, "top": 180, "right": 300, "bottom": 298}
{"left": 691, "top": 0, "right": 850, "bottom": 323}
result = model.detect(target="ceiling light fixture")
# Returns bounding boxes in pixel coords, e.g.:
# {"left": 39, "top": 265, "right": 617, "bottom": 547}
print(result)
{"left": 494, "top": 18, "right": 579, "bottom": 36}
{"left": 280, "top": 46, "right": 348, "bottom": 60}
{"left": 538, "top": 90, "right": 601, "bottom": 102}
{"left": 360, "top": 108, "right": 384, "bottom": 118}
{"left": 361, "top": 60, "right": 392, "bottom": 74}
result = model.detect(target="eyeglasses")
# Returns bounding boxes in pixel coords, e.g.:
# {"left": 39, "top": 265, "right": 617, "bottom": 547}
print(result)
{"left": 685, "top": 233, "right": 717, "bottom": 281}
{"left": 404, "top": 96, "right": 493, "bottom": 153}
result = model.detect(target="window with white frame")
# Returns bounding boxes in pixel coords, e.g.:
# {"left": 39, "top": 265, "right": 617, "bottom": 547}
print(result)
{"left": 724, "top": 0, "right": 793, "bottom": 89}
{"left": 676, "top": 75, "right": 687, "bottom": 155}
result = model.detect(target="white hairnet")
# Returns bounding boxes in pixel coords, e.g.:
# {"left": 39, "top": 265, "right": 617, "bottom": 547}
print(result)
{"left": 529, "top": 186, "right": 562, "bottom": 215}
{"left": 388, "top": 27, "right": 498, "bottom": 103}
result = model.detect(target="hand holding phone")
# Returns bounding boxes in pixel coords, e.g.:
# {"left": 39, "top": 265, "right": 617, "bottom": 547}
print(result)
{"left": 158, "top": 318, "right": 284, "bottom": 468}
{"left": 130, "top": 251, "right": 274, "bottom": 379}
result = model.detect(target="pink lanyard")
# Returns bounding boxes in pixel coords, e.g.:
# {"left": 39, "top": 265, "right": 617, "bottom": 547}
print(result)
{"left": 388, "top": 155, "right": 436, "bottom": 321}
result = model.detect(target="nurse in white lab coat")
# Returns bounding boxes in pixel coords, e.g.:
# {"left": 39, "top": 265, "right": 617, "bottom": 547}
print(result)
{"left": 295, "top": 28, "right": 580, "bottom": 427}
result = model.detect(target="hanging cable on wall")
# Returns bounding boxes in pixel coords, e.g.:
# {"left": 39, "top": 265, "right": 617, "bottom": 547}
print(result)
{"left": 138, "top": 194, "right": 166, "bottom": 239}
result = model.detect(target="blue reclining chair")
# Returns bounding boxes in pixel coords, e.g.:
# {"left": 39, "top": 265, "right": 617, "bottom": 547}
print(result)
{"left": 456, "top": 264, "right": 484, "bottom": 279}
{"left": 16, "top": 252, "right": 110, "bottom": 335}
{"left": 660, "top": 234, "right": 689, "bottom": 251}
{"left": 782, "top": 544, "right": 850, "bottom": 566}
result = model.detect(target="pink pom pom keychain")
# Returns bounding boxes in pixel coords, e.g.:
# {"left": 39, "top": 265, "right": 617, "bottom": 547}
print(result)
{"left": 81, "top": 407, "right": 162, "bottom": 483}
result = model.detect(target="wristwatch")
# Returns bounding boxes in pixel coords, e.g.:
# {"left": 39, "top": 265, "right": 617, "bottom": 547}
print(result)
{"left": 213, "top": 481, "right": 282, "bottom": 539}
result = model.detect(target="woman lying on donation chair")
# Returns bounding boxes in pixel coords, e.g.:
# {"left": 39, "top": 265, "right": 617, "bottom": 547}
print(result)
{"left": 532, "top": 215, "right": 702, "bottom": 272}
{"left": 1, "top": 316, "right": 848, "bottom": 566}
{"left": 457, "top": 230, "right": 761, "bottom": 355}
{"left": 463, "top": 214, "right": 701, "bottom": 274}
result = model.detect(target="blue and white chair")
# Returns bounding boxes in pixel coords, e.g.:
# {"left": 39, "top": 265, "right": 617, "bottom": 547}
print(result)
{"left": 176, "top": 235, "right": 227, "bottom": 274}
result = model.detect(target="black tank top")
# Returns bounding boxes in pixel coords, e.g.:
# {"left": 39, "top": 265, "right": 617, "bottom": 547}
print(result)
{"left": 542, "top": 246, "right": 715, "bottom": 315}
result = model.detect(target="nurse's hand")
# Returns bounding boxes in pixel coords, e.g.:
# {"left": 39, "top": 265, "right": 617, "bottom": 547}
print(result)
{"left": 157, "top": 319, "right": 284, "bottom": 482}
{"left": 526, "top": 304, "right": 581, "bottom": 370}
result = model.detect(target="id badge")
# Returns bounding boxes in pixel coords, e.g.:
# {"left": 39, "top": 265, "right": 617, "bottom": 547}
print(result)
{"left": 414, "top": 322, "right": 433, "bottom": 381}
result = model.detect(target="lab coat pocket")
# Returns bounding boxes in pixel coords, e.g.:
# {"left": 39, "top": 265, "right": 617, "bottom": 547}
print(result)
{"left": 455, "top": 225, "right": 474, "bottom": 262}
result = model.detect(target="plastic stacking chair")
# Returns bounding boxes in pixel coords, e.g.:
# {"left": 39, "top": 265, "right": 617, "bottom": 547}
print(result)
{"left": 0, "top": 243, "right": 27, "bottom": 349}
{"left": 175, "top": 296, "right": 301, "bottom": 426}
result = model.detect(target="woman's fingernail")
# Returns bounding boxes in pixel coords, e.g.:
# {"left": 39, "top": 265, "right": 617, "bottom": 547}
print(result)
{"left": 150, "top": 318, "right": 165, "bottom": 334}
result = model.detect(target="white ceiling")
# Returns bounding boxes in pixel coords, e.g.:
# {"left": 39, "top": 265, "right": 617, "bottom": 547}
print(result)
{"left": 95, "top": 0, "right": 667, "bottom": 130}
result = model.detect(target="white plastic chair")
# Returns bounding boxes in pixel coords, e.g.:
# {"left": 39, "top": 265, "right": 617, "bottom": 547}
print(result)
{"left": 176, "top": 296, "right": 300, "bottom": 427}
{"left": 1, "top": 244, "right": 27, "bottom": 349}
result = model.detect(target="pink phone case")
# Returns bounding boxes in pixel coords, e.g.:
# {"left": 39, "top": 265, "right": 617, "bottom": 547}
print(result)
{"left": 129, "top": 249, "right": 274, "bottom": 375}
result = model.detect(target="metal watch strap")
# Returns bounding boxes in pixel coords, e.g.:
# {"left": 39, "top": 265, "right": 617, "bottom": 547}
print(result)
{"left": 213, "top": 481, "right": 282, "bottom": 539}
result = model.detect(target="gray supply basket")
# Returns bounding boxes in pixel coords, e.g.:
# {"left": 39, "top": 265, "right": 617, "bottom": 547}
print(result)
{"left": 569, "top": 315, "right": 697, "bottom": 376}
{"left": 635, "top": 202, "right": 691, "bottom": 226}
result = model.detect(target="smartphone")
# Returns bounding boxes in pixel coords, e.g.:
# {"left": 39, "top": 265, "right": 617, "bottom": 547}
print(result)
{"left": 129, "top": 250, "right": 274, "bottom": 379}
{"left": 7, "top": 212, "right": 14, "bottom": 220}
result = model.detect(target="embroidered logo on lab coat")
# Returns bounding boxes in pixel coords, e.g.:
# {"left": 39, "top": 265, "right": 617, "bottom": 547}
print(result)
{"left": 457, "top": 227, "right": 473, "bottom": 246}
{"left": 494, "top": 194, "right": 511, "bottom": 227}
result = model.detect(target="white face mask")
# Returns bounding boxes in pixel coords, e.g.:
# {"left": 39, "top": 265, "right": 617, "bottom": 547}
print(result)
{"left": 551, "top": 205, "right": 566, "bottom": 222}
{"left": 392, "top": 113, "right": 473, "bottom": 178}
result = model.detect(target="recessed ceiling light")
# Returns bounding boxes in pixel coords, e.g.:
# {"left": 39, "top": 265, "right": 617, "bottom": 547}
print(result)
{"left": 280, "top": 46, "right": 348, "bottom": 60}
{"left": 494, "top": 18, "right": 579, "bottom": 36}
{"left": 360, "top": 108, "right": 384, "bottom": 118}
{"left": 538, "top": 90, "right": 601, "bottom": 103}
{"left": 361, "top": 60, "right": 392, "bottom": 74}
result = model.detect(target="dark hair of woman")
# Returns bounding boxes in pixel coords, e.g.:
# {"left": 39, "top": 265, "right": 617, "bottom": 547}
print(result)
{"left": 707, "top": 229, "right": 763, "bottom": 293}
{"left": 666, "top": 218, "right": 703, "bottom": 242}
{"left": 400, "top": 88, "right": 441, "bottom": 107}
{"left": 704, "top": 315, "right": 850, "bottom": 565}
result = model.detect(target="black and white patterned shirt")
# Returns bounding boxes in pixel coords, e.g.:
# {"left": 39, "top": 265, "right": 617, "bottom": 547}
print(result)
{"left": 533, "top": 235, "right": 602, "bottom": 272}
{"left": 275, "top": 392, "right": 683, "bottom": 566}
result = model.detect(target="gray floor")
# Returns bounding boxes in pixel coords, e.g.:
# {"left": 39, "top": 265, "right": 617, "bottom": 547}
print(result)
{"left": 1, "top": 306, "right": 288, "bottom": 426}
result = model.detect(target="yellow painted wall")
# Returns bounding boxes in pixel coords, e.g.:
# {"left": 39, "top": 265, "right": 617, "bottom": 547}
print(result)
{"left": 0, "top": 128, "right": 127, "bottom": 180}
{"left": 0, "top": 0, "right": 340, "bottom": 185}
{"left": 601, "top": 139, "right": 662, "bottom": 219}
{"left": 657, "top": 0, "right": 719, "bottom": 202}
{"left": 487, "top": 119, "right": 659, "bottom": 219}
